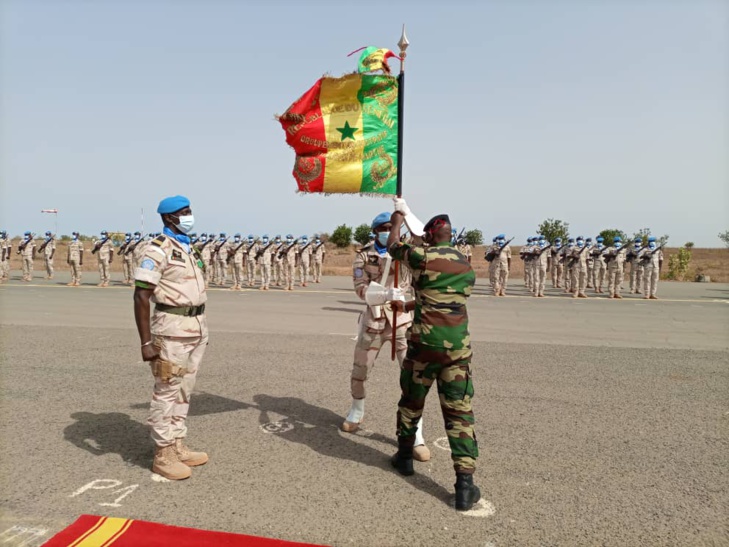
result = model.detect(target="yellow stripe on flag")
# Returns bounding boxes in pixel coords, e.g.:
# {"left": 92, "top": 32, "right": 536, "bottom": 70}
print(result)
{"left": 320, "top": 74, "right": 364, "bottom": 193}
{"left": 69, "top": 517, "right": 134, "bottom": 547}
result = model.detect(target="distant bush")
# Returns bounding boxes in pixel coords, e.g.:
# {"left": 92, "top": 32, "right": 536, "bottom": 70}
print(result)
{"left": 353, "top": 224, "right": 371, "bottom": 246}
{"left": 330, "top": 224, "right": 353, "bottom": 248}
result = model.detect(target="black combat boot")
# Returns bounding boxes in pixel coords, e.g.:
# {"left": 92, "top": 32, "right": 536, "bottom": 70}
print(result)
{"left": 454, "top": 473, "right": 481, "bottom": 511}
{"left": 390, "top": 445, "right": 414, "bottom": 476}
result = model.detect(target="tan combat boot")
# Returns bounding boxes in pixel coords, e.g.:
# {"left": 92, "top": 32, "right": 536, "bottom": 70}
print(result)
{"left": 174, "top": 438, "right": 208, "bottom": 467}
{"left": 152, "top": 445, "right": 192, "bottom": 480}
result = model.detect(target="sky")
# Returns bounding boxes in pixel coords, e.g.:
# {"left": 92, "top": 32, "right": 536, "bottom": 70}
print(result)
{"left": 1, "top": 0, "right": 727, "bottom": 246}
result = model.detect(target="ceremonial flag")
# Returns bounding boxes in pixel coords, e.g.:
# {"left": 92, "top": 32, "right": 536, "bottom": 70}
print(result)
{"left": 278, "top": 73, "right": 399, "bottom": 195}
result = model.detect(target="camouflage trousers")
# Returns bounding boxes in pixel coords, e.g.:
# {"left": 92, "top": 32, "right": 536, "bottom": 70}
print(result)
{"left": 246, "top": 259, "right": 257, "bottom": 285}
{"left": 283, "top": 260, "right": 296, "bottom": 290}
{"left": 397, "top": 342, "right": 478, "bottom": 474}
{"left": 122, "top": 256, "right": 133, "bottom": 283}
{"left": 22, "top": 257, "right": 33, "bottom": 280}
{"left": 69, "top": 259, "right": 82, "bottom": 284}
{"left": 631, "top": 264, "right": 644, "bottom": 293}
{"left": 313, "top": 260, "right": 323, "bottom": 282}
{"left": 299, "top": 260, "right": 310, "bottom": 285}
{"left": 148, "top": 333, "right": 208, "bottom": 447}
{"left": 44, "top": 256, "right": 54, "bottom": 277}
{"left": 643, "top": 265, "right": 659, "bottom": 297}
{"left": 215, "top": 259, "right": 228, "bottom": 285}
{"left": 0, "top": 259, "right": 8, "bottom": 280}
{"left": 232, "top": 262, "right": 244, "bottom": 287}
{"left": 97, "top": 258, "right": 111, "bottom": 284}
{"left": 551, "top": 262, "right": 563, "bottom": 287}
{"left": 274, "top": 261, "right": 284, "bottom": 285}
{"left": 607, "top": 265, "right": 624, "bottom": 296}
{"left": 351, "top": 317, "right": 407, "bottom": 399}
{"left": 592, "top": 262, "right": 606, "bottom": 290}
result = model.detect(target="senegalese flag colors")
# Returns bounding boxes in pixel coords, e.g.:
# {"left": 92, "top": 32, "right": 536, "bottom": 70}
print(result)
{"left": 43, "top": 514, "right": 328, "bottom": 546}
{"left": 278, "top": 73, "right": 399, "bottom": 195}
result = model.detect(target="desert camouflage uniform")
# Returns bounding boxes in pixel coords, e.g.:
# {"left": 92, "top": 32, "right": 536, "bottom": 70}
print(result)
{"left": 605, "top": 245, "right": 627, "bottom": 297}
{"left": 627, "top": 246, "right": 645, "bottom": 294}
{"left": 350, "top": 242, "right": 413, "bottom": 400}
{"left": 133, "top": 238, "right": 149, "bottom": 271}
{"left": 298, "top": 243, "right": 313, "bottom": 286}
{"left": 213, "top": 240, "right": 230, "bottom": 286}
{"left": 389, "top": 240, "right": 478, "bottom": 474}
{"left": 67, "top": 240, "right": 84, "bottom": 285}
{"left": 485, "top": 242, "right": 499, "bottom": 294}
{"left": 591, "top": 246, "right": 607, "bottom": 293}
{"left": 573, "top": 246, "right": 589, "bottom": 297}
{"left": 312, "top": 243, "right": 326, "bottom": 283}
{"left": 229, "top": 240, "right": 246, "bottom": 290}
{"left": 245, "top": 241, "right": 259, "bottom": 286}
{"left": 196, "top": 241, "right": 212, "bottom": 286}
{"left": 550, "top": 246, "right": 563, "bottom": 288}
{"left": 257, "top": 242, "right": 274, "bottom": 290}
{"left": 533, "top": 245, "right": 549, "bottom": 297}
{"left": 457, "top": 242, "right": 472, "bottom": 263}
{"left": 640, "top": 248, "right": 663, "bottom": 298}
{"left": 0, "top": 236, "right": 11, "bottom": 281}
{"left": 94, "top": 239, "right": 114, "bottom": 286}
{"left": 281, "top": 241, "right": 297, "bottom": 291}
{"left": 273, "top": 242, "right": 284, "bottom": 285}
{"left": 494, "top": 244, "right": 510, "bottom": 296}
{"left": 134, "top": 234, "right": 208, "bottom": 448}
{"left": 563, "top": 246, "right": 575, "bottom": 293}
{"left": 121, "top": 241, "right": 134, "bottom": 284}
{"left": 42, "top": 238, "right": 56, "bottom": 279}
{"left": 20, "top": 238, "right": 36, "bottom": 281}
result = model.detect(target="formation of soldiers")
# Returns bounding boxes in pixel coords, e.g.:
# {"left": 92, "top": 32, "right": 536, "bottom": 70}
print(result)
{"left": 509, "top": 234, "right": 665, "bottom": 299}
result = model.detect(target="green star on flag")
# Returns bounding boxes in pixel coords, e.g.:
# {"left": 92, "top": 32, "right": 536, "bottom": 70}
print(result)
{"left": 336, "top": 121, "right": 358, "bottom": 141}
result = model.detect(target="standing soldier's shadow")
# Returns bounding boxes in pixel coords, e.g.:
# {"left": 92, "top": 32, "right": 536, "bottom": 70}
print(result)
{"left": 253, "top": 394, "right": 453, "bottom": 504}
{"left": 63, "top": 412, "right": 152, "bottom": 469}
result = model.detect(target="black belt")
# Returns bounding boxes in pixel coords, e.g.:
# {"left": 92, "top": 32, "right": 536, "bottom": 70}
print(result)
{"left": 155, "top": 303, "right": 206, "bottom": 317}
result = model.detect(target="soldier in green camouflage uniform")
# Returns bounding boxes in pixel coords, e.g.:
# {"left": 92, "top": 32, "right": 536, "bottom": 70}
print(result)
{"left": 387, "top": 198, "right": 481, "bottom": 512}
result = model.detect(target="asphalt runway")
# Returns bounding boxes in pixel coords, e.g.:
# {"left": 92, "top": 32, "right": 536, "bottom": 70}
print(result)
{"left": 1, "top": 272, "right": 728, "bottom": 546}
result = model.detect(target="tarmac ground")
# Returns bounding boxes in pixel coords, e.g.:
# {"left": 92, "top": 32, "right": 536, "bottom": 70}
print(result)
{"left": 1, "top": 270, "right": 727, "bottom": 546}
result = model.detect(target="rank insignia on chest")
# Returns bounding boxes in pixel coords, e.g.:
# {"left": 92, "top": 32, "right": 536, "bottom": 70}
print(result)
{"left": 368, "top": 256, "right": 380, "bottom": 265}
{"left": 171, "top": 250, "right": 185, "bottom": 263}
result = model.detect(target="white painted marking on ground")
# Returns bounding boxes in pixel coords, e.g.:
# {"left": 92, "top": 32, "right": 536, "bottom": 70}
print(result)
{"left": 259, "top": 420, "right": 294, "bottom": 434}
{"left": 99, "top": 484, "right": 139, "bottom": 507}
{"left": 0, "top": 526, "right": 48, "bottom": 546}
{"left": 450, "top": 498, "right": 496, "bottom": 518}
{"left": 151, "top": 473, "right": 171, "bottom": 483}
{"left": 433, "top": 437, "right": 451, "bottom": 452}
{"left": 69, "top": 479, "right": 122, "bottom": 497}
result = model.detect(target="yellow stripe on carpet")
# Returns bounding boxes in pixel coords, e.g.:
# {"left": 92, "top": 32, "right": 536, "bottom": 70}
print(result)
{"left": 68, "top": 517, "right": 133, "bottom": 547}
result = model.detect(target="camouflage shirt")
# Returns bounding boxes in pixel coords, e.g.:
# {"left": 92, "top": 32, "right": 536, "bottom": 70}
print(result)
{"left": 389, "top": 241, "right": 475, "bottom": 350}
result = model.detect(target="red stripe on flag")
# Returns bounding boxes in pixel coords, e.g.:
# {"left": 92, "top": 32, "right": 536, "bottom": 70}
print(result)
{"left": 279, "top": 79, "right": 326, "bottom": 193}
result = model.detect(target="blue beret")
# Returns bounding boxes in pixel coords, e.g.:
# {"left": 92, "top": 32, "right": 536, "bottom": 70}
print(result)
{"left": 614, "top": 236, "right": 622, "bottom": 242}
{"left": 634, "top": 237, "right": 642, "bottom": 243}
{"left": 497, "top": 233, "right": 505, "bottom": 239}
{"left": 157, "top": 195, "right": 190, "bottom": 214}
{"left": 597, "top": 237, "right": 604, "bottom": 242}
{"left": 371, "top": 212, "right": 391, "bottom": 230}
{"left": 648, "top": 236, "right": 656, "bottom": 242}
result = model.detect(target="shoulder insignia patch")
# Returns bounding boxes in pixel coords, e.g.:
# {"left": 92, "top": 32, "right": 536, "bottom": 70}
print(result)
{"left": 151, "top": 235, "right": 166, "bottom": 247}
{"left": 140, "top": 258, "right": 155, "bottom": 271}
{"left": 354, "top": 268, "right": 364, "bottom": 278}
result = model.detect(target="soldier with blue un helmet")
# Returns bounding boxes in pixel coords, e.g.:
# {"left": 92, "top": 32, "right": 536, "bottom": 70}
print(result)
{"left": 591, "top": 236, "right": 607, "bottom": 293}
{"left": 628, "top": 237, "right": 645, "bottom": 294}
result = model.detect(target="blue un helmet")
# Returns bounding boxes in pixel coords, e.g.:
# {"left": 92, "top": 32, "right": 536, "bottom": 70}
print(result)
{"left": 286, "top": 233, "right": 294, "bottom": 242}
{"left": 648, "top": 236, "right": 656, "bottom": 242}
{"left": 648, "top": 236, "right": 657, "bottom": 249}
{"left": 301, "top": 234, "right": 309, "bottom": 242}
{"left": 219, "top": 232, "right": 226, "bottom": 240}
{"left": 262, "top": 234, "right": 269, "bottom": 243}
{"left": 596, "top": 236, "right": 604, "bottom": 243}
{"left": 371, "top": 212, "right": 391, "bottom": 231}
{"left": 613, "top": 236, "right": 622, "bottom": 244}
{"left": 234, "top": 233, "right": 241, "bottom": 240}
{"left": 275, "top": 234, "right": 282, "bottom": 244}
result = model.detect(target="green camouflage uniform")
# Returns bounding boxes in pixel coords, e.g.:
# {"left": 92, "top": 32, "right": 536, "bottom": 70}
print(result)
{"left": 389, "top": 240, "right": 478, "bottom": 474}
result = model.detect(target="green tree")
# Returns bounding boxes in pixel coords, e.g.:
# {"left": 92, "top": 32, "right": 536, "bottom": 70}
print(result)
{"left": 667, "top": 244, "right": 692, "bottom": 280}
{"left": 632, "top": 228, "right": 669, "bottom": 247}
{"left": 719, "top": 230, "right": 729, "bottom": 248}
{"left": 353, "top": 223, "right": 372, "bottom": 246}
{"left": 329, "top": 224, "right": 353, "bottom": 248}
{"left": 598, "top": 228, "right": 628, "bottom": 246}
{"left": 537, "top": 219, "right": 570, "bottom": 244}
{"left": 464, "top": 229, "right": 483, "bottom": 246}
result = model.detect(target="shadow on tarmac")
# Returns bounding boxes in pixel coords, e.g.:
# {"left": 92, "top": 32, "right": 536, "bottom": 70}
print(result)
{"left": 252, "top": 394, "right": 453, "bottom": 505}
{"left": 129, "top": 392, "right": 256, "bottom": 416}
{"left": 321, "top": 307, "right": 362, "bottom": 314}
{"left": 64, "top": 411, "right": 151, "bottom": 469}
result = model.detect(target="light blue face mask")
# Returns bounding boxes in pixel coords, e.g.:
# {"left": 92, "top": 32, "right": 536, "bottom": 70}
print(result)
{"left": 649, "top": 242, "right": 656, "bottom": 250}
{"left": 377, "top": 232, "right": 390, "bottom": 246}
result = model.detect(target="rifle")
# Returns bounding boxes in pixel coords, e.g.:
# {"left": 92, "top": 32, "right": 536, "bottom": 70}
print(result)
{"left": 536, "top": 243, "right": 552, "bottom": 257}
{"left": 277, "top": 239, "right": 300, "bottom": 259}
{"left": 117, "top": 239, "right": 131, "bottom": 256}
{"left": 625, "top": 245, "right": 647, "bottom": 264}
{"left": 39, "top": 235, "right": 55, "bottom": 252}
{"left": 298, "top": 239, "right": 314, "bottom": 255}
{"left": 638, "top": 244, "right": 666, "bottom": 265}
{"left": 255, "top": 240, "right": 276, "bottom": 260}
{"left": 601, "top": 242, "right": 631, "bottom": 264}
{"left": 314, "top": 241, "right": 326, "bottom": 253}
{"left": 226, "top": 239, "right": 249, "bottom": 264}
{"left": 451, "top": 227, "right": 465, "bottom": 245}
{"left": 91, "top": 236, "right": 111, "bottom": 254}
{"left": 566, "top": 243, "right": 590, "bottom": 267}
{"left": 213, "top": 236, "right": 230, "bottom": 256}
{"left": 485, "top": 237, "right": 514, "bottom": 262}
{"left": 125, "top": 234, "right": 146, "bottom": 256}
{"left": 18, "top": 233, "right": 36, "bottom": 253}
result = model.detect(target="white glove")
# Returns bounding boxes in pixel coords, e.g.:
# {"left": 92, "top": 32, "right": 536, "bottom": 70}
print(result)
{"left": 393, "top": 197, "right": 425, "bottom": 237}
{"left": 386, "top": 287, "right": 405, "bottom": 302}
{"left": 393, "top": 197, "right": 411, "bottom": 216}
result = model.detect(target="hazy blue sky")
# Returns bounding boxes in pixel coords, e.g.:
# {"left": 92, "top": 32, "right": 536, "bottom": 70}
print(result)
{"left": 2, "top": 0, "right": 727, "bottom": 245}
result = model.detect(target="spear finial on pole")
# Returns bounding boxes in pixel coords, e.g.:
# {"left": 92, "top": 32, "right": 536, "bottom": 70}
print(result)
{"left": 398, "top": 24, "right": 409, "bottom": 73}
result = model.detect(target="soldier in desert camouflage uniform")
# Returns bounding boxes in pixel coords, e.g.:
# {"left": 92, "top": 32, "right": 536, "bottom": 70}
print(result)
{"left": 388, "top": 199, "right": 481, "bottom": 512}
{"left": 550, "top": 238, "right": 563, "bottom": 288}
{"left": 493, "top": 234, "right": 511, "bottom": 297}
{"left": 133, "top": 195, "right": 208, "bottom": 481}
{"left": 0, "top": 231, "right": 10, "bottom": 282}
{"left": 19, "top": 232, "right": 36, "bottom": 282}
{"left": 244, "top": 235, "right": 258, "bottom": 287}
{"left": 119, "top": 233, "right": 135, "bottom": 284}
{"left": 281, "top": 234, "right": 297, "bottom": 291}
{"left": 273, "top": 235, "right": 284, "bottom": 286}
{"left": 298, "top": 235, "right": 313, "bottom": 287}
{"left": 312, "top": 235, "right": 326, "bottom": 283}
{"left": 92, "top": 231, "right": 114, "bottom": 287}
{"left": 229, "top": 234, "right": 246, "bottom": 290}
{"left": 257, "top": 234, "right": 274, "bottom": 291}
{"left": 67, "top": 232, "right": 84, "bottom": 286}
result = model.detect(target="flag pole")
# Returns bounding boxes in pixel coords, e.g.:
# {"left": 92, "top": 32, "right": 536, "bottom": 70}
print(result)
{"left": 392, "top": 24, "right": 409, "bottom": 361}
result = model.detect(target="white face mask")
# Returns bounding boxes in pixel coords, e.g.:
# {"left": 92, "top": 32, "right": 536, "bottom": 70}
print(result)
{"left": 649, "top": 242, "right": 656, "bottom": 249}
{"left": 174, "top": 215, "right": 194, "bottom": 234}
{"left": 377, "top": 232, "right": 390, "bottom": 246}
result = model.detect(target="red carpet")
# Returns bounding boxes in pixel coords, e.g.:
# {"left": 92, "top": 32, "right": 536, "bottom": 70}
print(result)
{"left": 43, "top": 515, "right": 327, "bottom": 547}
